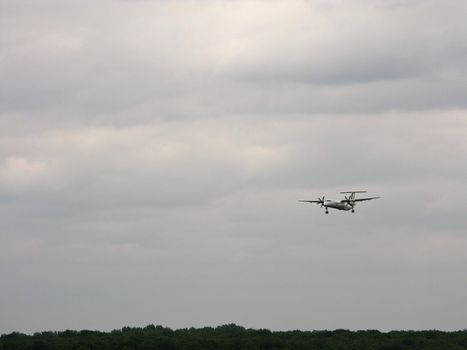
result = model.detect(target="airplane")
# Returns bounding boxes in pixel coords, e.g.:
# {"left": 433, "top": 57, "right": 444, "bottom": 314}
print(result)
{"left": 299, "top": 191, "right": 380, "bottom": 214}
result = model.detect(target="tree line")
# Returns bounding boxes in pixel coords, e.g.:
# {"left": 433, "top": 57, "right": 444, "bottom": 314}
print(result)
{"left": 1, "top": 324, "right": 466, "bottom": 350}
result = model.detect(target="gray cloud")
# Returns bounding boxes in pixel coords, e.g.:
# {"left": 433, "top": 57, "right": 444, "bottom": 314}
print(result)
{"left": 2, "top": 0, "right": 466, "bottom": 121}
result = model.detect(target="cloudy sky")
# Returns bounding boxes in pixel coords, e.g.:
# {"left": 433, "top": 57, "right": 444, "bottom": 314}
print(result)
{"left": 1, "top": 0, "right": 466, "bottom": 333}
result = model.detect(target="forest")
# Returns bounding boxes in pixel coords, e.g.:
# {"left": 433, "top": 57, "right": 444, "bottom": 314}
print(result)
{"left": 1, "top": 324, "right": 466, "bottom": 350}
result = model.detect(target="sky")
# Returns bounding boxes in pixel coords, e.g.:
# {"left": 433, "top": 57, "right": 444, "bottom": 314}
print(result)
{"left": 1, "top": 0, "right": 467, "bottom": 333}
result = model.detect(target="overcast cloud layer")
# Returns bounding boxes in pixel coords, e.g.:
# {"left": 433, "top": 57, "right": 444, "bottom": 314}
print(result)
{"left": 1, "top": 0, "right": 467, "bottom": 333}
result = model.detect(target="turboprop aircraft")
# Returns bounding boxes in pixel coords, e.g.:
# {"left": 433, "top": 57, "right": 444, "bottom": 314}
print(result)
{"left": 299, "top": 191, "right": 380, "bottom": 214}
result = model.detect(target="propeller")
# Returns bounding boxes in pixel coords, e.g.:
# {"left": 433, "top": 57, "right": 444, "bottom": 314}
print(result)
{"left": 344, "top": 195, "right": 355, "bottom": 207}
{"left": 318, "top": 196, "right": 325, "bottom": 208}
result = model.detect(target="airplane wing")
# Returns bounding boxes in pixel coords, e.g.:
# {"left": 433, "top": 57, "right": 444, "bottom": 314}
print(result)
{"left": 298, "top": 200, "right": 321, "bottom": 204}
{"left": 353, "top": 196, "right": 380, "bottom": 202}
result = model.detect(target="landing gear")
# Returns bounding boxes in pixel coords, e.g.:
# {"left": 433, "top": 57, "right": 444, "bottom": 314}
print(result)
{"left": 351, "top": 209, "right": 355, "bottom": 213}
{"left": 325, "top": 209, "right": 329, "bottom": 214}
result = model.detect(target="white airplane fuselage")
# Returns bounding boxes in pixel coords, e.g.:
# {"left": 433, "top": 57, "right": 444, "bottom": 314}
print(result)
{"left": 324, "top": 200, "right": 354, "bottom": 211}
